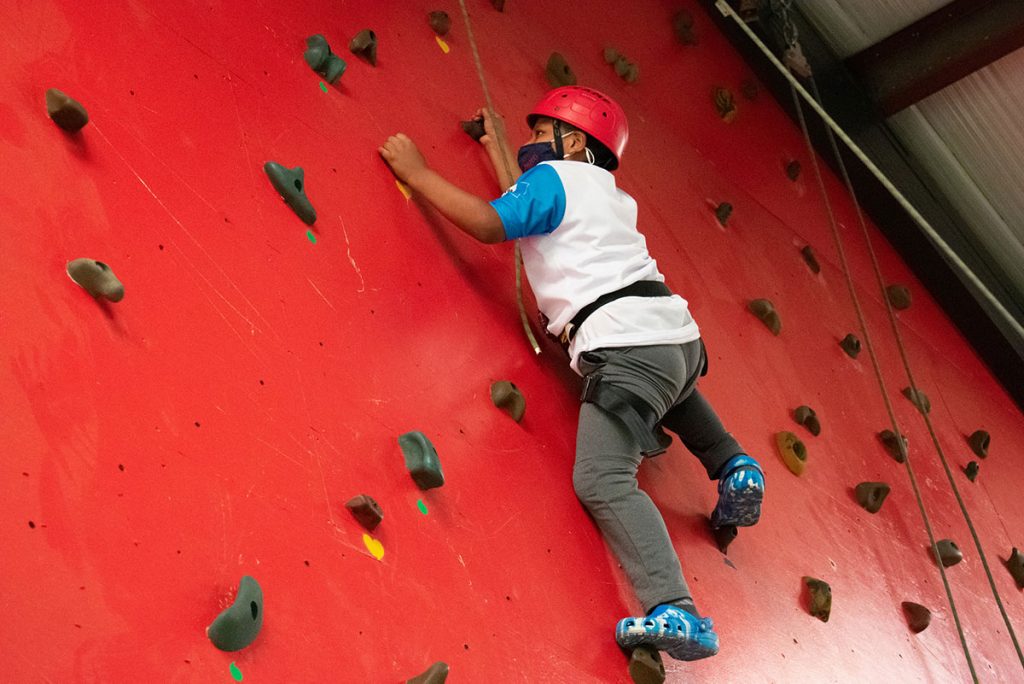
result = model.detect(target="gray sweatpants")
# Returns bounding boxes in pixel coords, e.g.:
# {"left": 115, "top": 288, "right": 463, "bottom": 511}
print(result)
{"left": 573, "top": 341, "right": 744, "bottom": 612}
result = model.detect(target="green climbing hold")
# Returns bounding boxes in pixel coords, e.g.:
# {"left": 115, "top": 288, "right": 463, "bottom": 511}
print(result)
{"left": 207, "top": 576, "right": 264, "bottom": 651}
{"left": 399, "top": 431, "right": 445, "bottom": 490}
{"left": 803, "top": 576, "right": 831, "bottom": 622}
{"left": 303, "top": 34, "right": 347, "bottom": 84}
{"left": 854, "top": 482, "right": 890, "bottom": 514}
{"left": 775, "top": 431, "right": 806, "bottom": 476}
{"left": 628, "top": 644, "right": 665, "bottom": 684}
{"left": 491, "top": 381, "right": 525, "bottom": 422}
{"left": 264, "top": 161, "right": 317, "bottom": 225}
{"left": 406, "top": 661, "right": 449, "bottom": 683}
{"left": 67, "top": 258, "right": 125, "bottom": 302}
{"left": 545, "top": 52, "right": 576, "bottom": 88}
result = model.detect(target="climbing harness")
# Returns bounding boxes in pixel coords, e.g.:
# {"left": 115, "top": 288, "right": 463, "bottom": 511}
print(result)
{"left": 562, "top": 280, "right": 672, "bottom": 345}
{"left": 716, "top": 1, "right": 1024, "bottom": 677}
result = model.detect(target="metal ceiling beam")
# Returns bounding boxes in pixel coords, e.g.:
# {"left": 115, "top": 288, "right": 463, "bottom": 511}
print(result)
{"left": 845, "top": 0, "right": 1024, "bottom": 116}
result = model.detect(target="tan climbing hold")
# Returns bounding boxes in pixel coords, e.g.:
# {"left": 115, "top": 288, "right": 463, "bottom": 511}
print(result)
{"left": 901, "top": 601, "right": 931, "bottom": 633}
{"left": 967, "top": 430, "right": 989, "bottom": 458}
{"left": 713, "top": 87, "right": 737, "bottom": 123}
{"left": 491, "top": 381, "right": 525, "bottom": 422}
{"left": 427, "top": 11, "right": 451, "bottom": 36}
{"left": 628, "top": 645, "right": 665, "bottom": 684}
{"left": 406, "top": 661, "right": 449, "bottom": 683}
{"left": 855, "top": 482, "right": 890, "bottom": 514}
{"left": 886, "top": 284, "right": 912, "bottom": 310}
{"left": 794, "top": 405, "right": 820, "bottom": 436}
{"left": 67, "top": 258, "right": 124, "bottom": 302}
{"left": 839, "top": 333, "right": 861, "bottom": 358}
{"left": 803, "top": 576, "right": 831, "bottom": 622}
{"left": 46, "top": 88, "right": 89, "bottom": 132}
{"left": 349, "top": 29, "right": 377, "bottom": 66}
{"left": 775, "top": 431, "right": 807, "bottom": 476}
{"left": 901, "top": 387, "right": 930, "bottom": 415}
{"left": 878, "top": 429, "right": 907, "bottom": 463}
{"left": 545, "top": 52, "right": 576, "bottom": 88}
{"left": 800, "top": 245, "right": 821, "bottom": 274}
{"left": 748, "top": 299, "right": 781, "bottom": 336}
{"left": 673, "top": 9, "right": 697, "bottom": 45}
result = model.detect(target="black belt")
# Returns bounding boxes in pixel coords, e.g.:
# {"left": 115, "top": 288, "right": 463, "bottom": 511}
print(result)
{"left": 561, "top": 280, "right": 672, "bottom": 345}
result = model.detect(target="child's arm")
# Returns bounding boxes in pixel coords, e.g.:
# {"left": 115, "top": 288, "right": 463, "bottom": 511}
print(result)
{"left": 474, "top": 108, "right": 520, "bottom": 191}
{"left": 379, "top": 133, "right": 505, "bottom": 244}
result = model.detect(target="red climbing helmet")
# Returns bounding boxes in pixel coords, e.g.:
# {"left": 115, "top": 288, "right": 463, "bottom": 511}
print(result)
{"left": 527, "top": 86, "right": 628, "bottom": 170}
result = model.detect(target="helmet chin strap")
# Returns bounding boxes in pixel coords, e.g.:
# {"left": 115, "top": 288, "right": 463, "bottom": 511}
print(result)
{"left": 552, "top": 119, "right": 565, "bottom": 159}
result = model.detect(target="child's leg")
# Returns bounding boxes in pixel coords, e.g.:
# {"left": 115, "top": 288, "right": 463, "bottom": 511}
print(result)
{"left": 660, "top": 389, "right": 745, "bottom": 480}
{"left": 574, "top": 400, "right": 692, "bottom": 613}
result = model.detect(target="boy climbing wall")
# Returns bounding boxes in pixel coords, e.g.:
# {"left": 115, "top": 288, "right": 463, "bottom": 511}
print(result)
{"left": 379, "top": 86, "right": 765, "bottom": 662}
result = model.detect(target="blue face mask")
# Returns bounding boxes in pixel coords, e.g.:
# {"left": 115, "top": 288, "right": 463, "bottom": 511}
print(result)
{"left": 516, "top": 132, "right": 575, "bottom": 172}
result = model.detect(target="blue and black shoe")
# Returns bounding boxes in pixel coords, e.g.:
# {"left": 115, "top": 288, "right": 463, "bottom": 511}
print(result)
{"left": 615, "top": 604, "right": 720, "bottom": 661}
{"left": 710, "top": 454, "right": 764, "bottom": 529}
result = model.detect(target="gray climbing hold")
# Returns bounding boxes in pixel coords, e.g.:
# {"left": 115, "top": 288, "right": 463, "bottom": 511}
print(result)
{"left": 491, "top": 381, "right": 525, "bottom": 422}
{"left": 345, "top": 494, "right": 383, "bottom": 531}
{"left": 902, "top": 387, "right": 930, "bottom": 415}
{"left": 46, "top": 88, "right": 89, "bottom": 132}
{"left": 304, "top": 34, "right": 347, "bottom": 84}
{"left": 207, "top": 576, "right": 263, "bottom": 651}
{"left": 711, "top": 523, "right": 737, "bottom": 554}
{"left": 264, "top": 161, "right": 316, "bottom": 225}
{"left": 406, "top": 661, "right": 449, "bottom": 683}
{"left": 967, "top": 430, "right": 990, "bottom": 459}
{"left": 963, "top": 461, "right": 979, "bottom": 482}
{"left": 67, "top": 259, "right": 125, "bottom": 302}
{"left": 673, "top": 9, "right": 697, "bottom": 45}
{"left": 800, "top": 245, "right": 821, "bottom": 274}
{"left": 794, "top": 405, "right": 820, "bottom": 436}
{"left": 545, "top": 52, "right": 576, "bottom": 88}
{"left": 886, "top": 284, "right": 912, "bottom": 310}
{"left": 349, "top": 29, "right": 377, "bottom": 66}
{"left": 839, "top": 333, "right": 861, "bottom": 358}
{"left": 803, "top": 576, "right": 831, "bottom": 622}
{"left": 878, "top": 429, "right": 907, "bottom": 463}
{"left": 855, "top": 482, "right": 890, "bottom": 514}
{"left": 901, "top": 601, "right": 931, "bottom": 633}
{"left": 714, "top": 202, "right": 733, "bottom": 226}
{"left": 399, "top": 431, "right": 445, "bottom": 490}
{"left": 1006, "top": 548, "right": 1024, "bottom": 590}
{"left": 628, "top": 645, "right": 665, "bottom": 684}
{"left": 428, "top": 11, "right": 451, "bottom": 36}
{"left": 748, "top": 299, "right": 781, "bottom": 336}
{"left": 460, "top": 118, "right": 486, "bottom": 142}
{"left": 935, "top": 539, "right": 962, "bottom": 568}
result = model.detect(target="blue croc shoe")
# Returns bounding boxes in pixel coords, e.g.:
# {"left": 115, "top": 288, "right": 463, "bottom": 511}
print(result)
{"left": 711, "top": 455, "right": 764, "bottom": 529}
{"left": 616, "top": 604, "right": 720, "bottom": 661}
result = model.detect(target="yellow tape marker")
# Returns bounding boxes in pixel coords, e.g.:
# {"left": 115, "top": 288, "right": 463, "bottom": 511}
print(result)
{"left": 395, "top": 179, "right": 412, "bottom": 199}
{"left": 435, "top": 36, "right": 450, "bottom": 54}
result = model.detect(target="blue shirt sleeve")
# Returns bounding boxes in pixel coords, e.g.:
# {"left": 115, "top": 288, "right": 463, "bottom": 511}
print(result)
{"left": 489, "top": 163, "right": 567, "bottom": 240}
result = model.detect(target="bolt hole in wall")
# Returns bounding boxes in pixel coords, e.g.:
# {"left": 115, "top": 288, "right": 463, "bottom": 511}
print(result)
{"left": 1, "top": 0, "right": 1022, "bottom": 681}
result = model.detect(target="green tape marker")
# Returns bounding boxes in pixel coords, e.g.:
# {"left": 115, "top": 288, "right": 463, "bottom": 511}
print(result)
{"left": 230, "top": 661, "right": 243, "bottom": 681}
{"left": 417, "top": 499, "right": 428, "bottom": 515}
{"left": 319, "top": 81, "right": 327, "bottom": 93}
{"left": 306, "top": 230, "right": 317, "bottom": 244}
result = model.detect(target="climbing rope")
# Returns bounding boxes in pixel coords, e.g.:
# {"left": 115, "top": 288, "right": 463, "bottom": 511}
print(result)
{"left": 457, "top": 0, "right": 542, "bottom": 354}
{"left": 716, "top": 0, "right": 1024, "bottom": 676}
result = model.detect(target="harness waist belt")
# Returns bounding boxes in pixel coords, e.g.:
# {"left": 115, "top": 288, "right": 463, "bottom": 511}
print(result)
{"left": 563, "top": 280, "right": 672, "bottom": 344}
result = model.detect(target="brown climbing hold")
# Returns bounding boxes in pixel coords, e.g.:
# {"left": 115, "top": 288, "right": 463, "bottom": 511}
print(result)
{"left": 602, "top": 46, "right": 620, "bottom": 64}
{"left": 748, "top": 299, "right": 781, "bottom": 336}
{"left": 711, "top": 523, "right": 737, "bottom": 554}
{"left": 673, "top": 9, "right": 697, "bottom": 45}
{"left": 967, "top": 430, "right": 990, "bottom": 458}
{"left": 901, "top": 601, "right": 931, "bottom": 633}
{"left": 67, "top": 259, "right": 125, "bottom": 302}
{"left": 345, "top": 494, "right": 383, "bottom": 531}
{"left": 855, "top": 482, "right": 890, "bottom": 514}
{"left": 886, "top": 284, "right": 912, "bottom": 310}
{"left": 839, "top": 333, "right": 861, "bottom": 359}
{"left": 785, "top": 160, "right": 801, "bottom": 181}
{"left": 794, "top": 406, "right": 820, "bottom": 436}
{"left": 713, "top": 87, "right": 737, "bottom": 123}
{"left": 901, "top": 387, "right": 930, "bottom": 415}
{"left": 878, "top": 429, "right": 908, "bottom": 463}
{"left": 349, "top": 29, "right": 377, "bottom": 66}
{"left": 460, "top": 119, "right": 486, "bottom": 142}
{"left": 963, "top": 461, "right": 979, "bottom": 482}
{"left": 803, "top": 576, "right": 831, "bottom": 622}
{"left": 714, "top": 202, "right": 733, "bottom": 226}
{"left": 406, "top": 661, "right": 449, "bottom": 683}
{"left": 775, "top": 431, "right": 807, "bottom": 476}
{"left": 427, "top": 11, "right": 451, "bottom": 36}
{"left": 628, "top": 645, "right": 665, "bottom": 684}
{"left": 1006, "top": 548, "right": 1024, "bottom": 590}
{"left": 46, "top": 88, "right": 89, "bottom": 132}
{"left": 545, "top": 52, "right": 576, "bottom": 88}
{"left": 935, "top": 539, "right": 962, "bottom": 567}
{"left": 491, "top": 381, "right": 525, "bottom": 422}
{"left": 800, "top": 245, "right": 820, "bottom": 274}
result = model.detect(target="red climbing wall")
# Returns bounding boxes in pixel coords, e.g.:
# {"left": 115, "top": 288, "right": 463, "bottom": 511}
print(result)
{"left": 2, "top": 0, "right": 1022, "bottom": 681}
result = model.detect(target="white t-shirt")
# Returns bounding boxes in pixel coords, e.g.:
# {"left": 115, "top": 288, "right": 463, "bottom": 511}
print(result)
{"left": 490, "top": 160, "right": 700, "bottom": 373}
